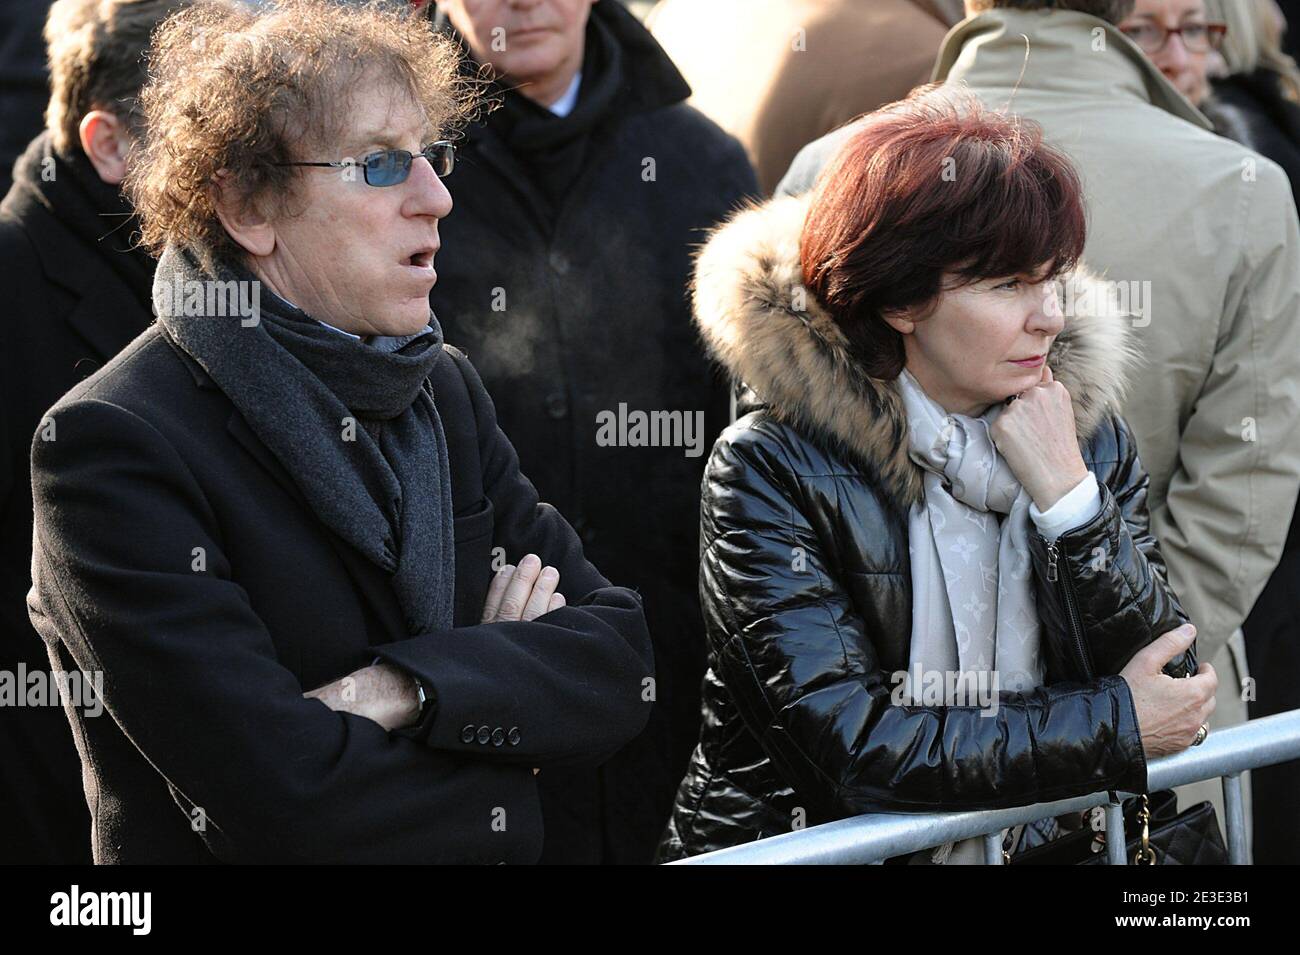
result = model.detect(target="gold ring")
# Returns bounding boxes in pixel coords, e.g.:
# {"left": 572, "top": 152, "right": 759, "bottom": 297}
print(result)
{"left": 1193, "top": 723, "right": 1209, "bottom": 746}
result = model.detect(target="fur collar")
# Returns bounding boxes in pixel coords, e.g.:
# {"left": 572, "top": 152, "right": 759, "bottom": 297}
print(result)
{"left": 693, "top": 193, "right": 1137, "bottom": 510}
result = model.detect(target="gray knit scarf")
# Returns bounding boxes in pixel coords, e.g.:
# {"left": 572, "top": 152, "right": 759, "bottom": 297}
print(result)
{"left": 152, "top": 245, "right": 455, "bottom": 636}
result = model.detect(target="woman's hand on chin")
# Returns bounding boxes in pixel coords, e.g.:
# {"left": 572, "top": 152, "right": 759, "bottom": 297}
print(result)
{"left": 989, "top": 363, "right": 1091, "bottom": 511}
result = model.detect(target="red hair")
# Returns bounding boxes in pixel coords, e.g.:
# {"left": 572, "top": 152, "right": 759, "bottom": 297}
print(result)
{"left": 800, "top": 87, "right": 1087, "bottom": 379}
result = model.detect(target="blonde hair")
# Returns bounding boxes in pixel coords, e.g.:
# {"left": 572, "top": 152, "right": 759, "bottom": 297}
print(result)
{"left": 1205, "top": 0, "right": 1300, "bottom": 101}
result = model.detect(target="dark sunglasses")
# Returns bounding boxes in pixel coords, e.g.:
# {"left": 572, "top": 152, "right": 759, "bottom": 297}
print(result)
{"left": 272, "top": 141, "right": 456, "bottom": 187}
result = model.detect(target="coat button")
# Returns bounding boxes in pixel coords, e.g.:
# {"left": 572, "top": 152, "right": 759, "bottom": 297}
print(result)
{"left": 549, "top": 251, "right": 569, "bottom": 275}
{"left": 491, "top": 727, "right": 505, "bottom": 747}
{"left": 545, "top": 392, "right": 568, "bottom": 419}
{"left": 461, "top": 724, "right": 476, "bottom": 744}
{"left": 507, "top": 726, "right": 521, "bottom": 746}
{"left": 477, "top": 725, "right": 491, "bottom": 745}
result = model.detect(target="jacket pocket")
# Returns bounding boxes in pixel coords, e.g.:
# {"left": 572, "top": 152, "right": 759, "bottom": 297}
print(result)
{"left": 453, "top": 497, "right": 495, "bottom": 626}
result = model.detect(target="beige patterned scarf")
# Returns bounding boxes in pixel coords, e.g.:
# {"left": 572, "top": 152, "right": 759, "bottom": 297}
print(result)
{"left": 897, "top": 369, "right": 1045, "bottom": 864}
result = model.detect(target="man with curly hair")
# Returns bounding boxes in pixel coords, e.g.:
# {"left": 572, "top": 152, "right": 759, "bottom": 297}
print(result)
{"left": 26, "top": 0, "right": 652, "bottom": 864}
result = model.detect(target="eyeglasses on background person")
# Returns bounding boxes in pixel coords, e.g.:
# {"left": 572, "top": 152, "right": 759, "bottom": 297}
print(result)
{"left": 1120, "top": 20, "right": 1227, "bottom": 54}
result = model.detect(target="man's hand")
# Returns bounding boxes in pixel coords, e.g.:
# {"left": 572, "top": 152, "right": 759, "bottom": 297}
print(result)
{"left": 304, "top": 662, "right": 421, "bottom": 732}
{"left": 989, "top": 363, "right": 1091, "bottom": 511}
{"left": 481, "top": 553, "right": 565, "bottom": 623}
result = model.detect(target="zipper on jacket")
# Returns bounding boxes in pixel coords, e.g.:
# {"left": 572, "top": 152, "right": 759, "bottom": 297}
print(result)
{"left": 1046, "top": 538, "right": 1094, "bottom": 680}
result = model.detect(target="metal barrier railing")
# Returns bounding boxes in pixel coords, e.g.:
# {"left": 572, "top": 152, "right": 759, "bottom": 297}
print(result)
{"left": 672, "top": 708, "right": 1300, "bottom": 865}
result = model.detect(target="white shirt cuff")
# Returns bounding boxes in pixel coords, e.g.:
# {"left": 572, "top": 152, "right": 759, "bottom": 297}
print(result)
{"left": 1029, "top": 472, "right": 1102, "bottom": 542}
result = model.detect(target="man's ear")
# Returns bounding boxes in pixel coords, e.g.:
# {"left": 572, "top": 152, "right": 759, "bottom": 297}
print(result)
{"left": 78, "top": 110, "right": 131, "bottom": 186}
{"left": 211, "top": 172, "right": 277, "bottom": 258}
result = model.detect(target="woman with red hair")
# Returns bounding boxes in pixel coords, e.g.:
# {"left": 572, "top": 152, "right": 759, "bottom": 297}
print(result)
{"left": 658, "top": 89, "right": 1218, "bottom": 863}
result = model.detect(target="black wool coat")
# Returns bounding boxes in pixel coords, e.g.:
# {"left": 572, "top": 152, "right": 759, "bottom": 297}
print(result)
{"left": 0, "top": 1, "right": 48, "bottom": 199}
{"left": 0, "top": 132, "right": 155, "bottom": 864}
{"left": 27, "top": 321, "right": 653, "bottom": 864}
{"left": 431, "top": 1, "right": 759, "bottom": 863}
{"left": 659, "top": 195, "right": 1195, "bottom": 861}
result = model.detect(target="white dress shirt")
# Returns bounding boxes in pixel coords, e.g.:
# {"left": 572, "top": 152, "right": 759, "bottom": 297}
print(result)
{"left": 1028, "top": 472, "right": 1103, "bottom": 542}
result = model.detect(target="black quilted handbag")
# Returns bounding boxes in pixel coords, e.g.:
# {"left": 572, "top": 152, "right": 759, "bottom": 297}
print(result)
{"left": 1011, "top": 790, "right": 1228, "bottom": 865}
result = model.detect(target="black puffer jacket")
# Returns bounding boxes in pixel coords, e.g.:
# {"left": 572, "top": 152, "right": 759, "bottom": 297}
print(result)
{"left": 657, "top": 195, "right": 1195, "bottom": 862}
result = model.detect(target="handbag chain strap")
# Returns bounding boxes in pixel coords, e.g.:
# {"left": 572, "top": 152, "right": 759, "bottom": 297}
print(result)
{"left": 1133, "top": 793, "right": 1157, "bottom": 864}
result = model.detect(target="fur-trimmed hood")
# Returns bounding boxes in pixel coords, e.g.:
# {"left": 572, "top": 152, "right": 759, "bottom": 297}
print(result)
{"left": 693, "top": 193, "right": 1138, "bottom": 509}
